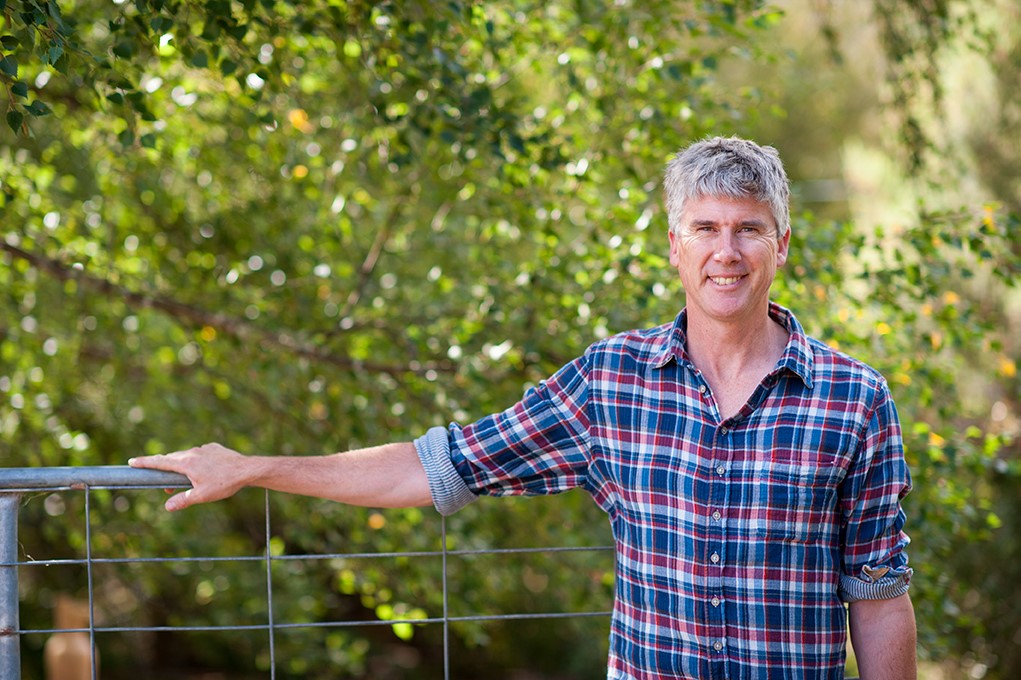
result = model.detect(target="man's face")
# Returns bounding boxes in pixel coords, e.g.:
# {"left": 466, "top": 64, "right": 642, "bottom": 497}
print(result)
{"left": 668, "top": 195, "right": 790, "bottom": 325}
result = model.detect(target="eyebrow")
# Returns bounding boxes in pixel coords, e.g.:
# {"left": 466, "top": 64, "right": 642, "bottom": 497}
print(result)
{"left": 689, "top": 218, "right": 770, "bottom": 228}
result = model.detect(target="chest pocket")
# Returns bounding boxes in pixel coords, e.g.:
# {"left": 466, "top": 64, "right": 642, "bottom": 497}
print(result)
{"left": 752, "top": 459, "right": 837, "bottom": 543}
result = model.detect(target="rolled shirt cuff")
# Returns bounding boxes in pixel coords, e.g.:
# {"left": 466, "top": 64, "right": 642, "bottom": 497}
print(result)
{"left": 839, "top": 565, "right": 913, "bottom": 602}
{"left": 414, "top": 426, "right": 478, "bottom": 516}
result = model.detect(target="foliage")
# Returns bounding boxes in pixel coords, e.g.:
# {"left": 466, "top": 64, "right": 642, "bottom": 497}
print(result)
{"left": 2, "top": 0, "right": 782, "bottom": 677}
{"left": 2, "top": 0, "right": 1020, "bottom": 678}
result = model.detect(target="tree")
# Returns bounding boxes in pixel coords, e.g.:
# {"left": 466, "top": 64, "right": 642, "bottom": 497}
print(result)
{"left": 2, "top": 1, "right": 784, "bottom": 676}
{"left": 736, "top": 1, "right": 1021, "bottom": 676}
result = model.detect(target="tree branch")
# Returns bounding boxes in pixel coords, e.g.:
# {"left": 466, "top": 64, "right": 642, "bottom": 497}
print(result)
{"left": 2, "top": 242, "right": 454, "bottom": 377}
{"left": 336, "top": 200, "right": 404, "bottom": 322}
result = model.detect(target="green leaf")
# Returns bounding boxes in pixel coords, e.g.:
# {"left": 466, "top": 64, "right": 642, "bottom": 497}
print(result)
{"left": 113, "top": 41, "right": 135, "bottom": 59}
{"left": 140, "top": 133, "right": 156, "bottom": 148}
{"left": 191, "top": 50, "right": 209, "bottom": 68}
{"left": 0, "top": 35, "right": 18, "bottom": 50}
{"left": 220, "top": 58, "right": 237, "bottom": 75}
{"left": 0, "top": 55, "right": 17, "bottom": 77}
{"left": 26, "top": 100, "right": 52, "bottom": 116}
{"left": 11, "top": 81, "right": 28, "bottom": 98}
{"left": 5, "top": 110, "right": 23, "bottom": 133}
{"left": 200, "top": 22, "right": 220, "bottom": 40}
{"left": 107, "top": 92, "right": 125, "bottom": 105}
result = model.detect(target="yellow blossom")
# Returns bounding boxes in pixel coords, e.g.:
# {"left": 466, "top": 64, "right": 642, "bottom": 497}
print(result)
{"left": 288, "top": 108, "right": 314, "bottom": 133}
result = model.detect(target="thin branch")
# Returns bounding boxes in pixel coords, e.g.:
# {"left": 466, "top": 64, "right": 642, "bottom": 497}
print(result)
{"left": 2, "top": 242, "right": 454, "bottom": 377}
{"left": 336, "top": 200, "right": 404, "bottom": 322}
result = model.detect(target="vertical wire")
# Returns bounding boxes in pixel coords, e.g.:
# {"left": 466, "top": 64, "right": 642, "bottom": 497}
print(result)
{"left": 83, "top": 487, "right": 98, "bottom": 680}
{"left": 264, "top": 489, "right": 276, "bottom": 679}
{"left": 441, "top": 515, "right": 449, "bottom": 680}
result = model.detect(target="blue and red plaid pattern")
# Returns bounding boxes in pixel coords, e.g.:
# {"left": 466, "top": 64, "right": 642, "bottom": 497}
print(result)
{"left": 415, "top": 303, "right": 912, "bottom": 679}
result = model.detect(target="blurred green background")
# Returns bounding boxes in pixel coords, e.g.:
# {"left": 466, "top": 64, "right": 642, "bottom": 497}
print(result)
{"left": 2, "top": 0, "right": 1019, "bottom": 677}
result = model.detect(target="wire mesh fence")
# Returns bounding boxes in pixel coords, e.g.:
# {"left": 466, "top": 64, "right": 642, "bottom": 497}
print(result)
{"left": 0, "top": 466, "right": 615, "bottom": 679}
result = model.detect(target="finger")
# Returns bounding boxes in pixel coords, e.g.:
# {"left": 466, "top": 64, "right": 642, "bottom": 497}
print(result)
{"left": 129, "top": 454, "right": 181, "bottom": 471}
{"left": 128, "top": 455, "right": 160, "bottom": 469}
{"left": 165, "top": 489, "right": 195, "bottom": 512}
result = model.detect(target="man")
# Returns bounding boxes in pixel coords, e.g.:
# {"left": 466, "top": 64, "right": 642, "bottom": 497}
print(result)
{"left": 131, "top": 136, "right": 916, "bottom": 679}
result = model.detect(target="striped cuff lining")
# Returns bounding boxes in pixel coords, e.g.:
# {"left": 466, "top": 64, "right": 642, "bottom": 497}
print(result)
{"left": 839, "top": 567, "right": 912, "bottom": 602}
{"left": 413, "top": 426, "right": 478, "bottom": 516}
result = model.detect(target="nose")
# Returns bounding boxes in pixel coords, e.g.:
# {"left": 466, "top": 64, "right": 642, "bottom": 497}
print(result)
{"left": 713, "top": 231, "right": 741, "bottom": 263}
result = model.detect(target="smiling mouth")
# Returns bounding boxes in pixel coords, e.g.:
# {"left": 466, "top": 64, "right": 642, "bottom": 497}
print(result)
{"left": 709, "top": 275, "right": 743, "bottom": 286}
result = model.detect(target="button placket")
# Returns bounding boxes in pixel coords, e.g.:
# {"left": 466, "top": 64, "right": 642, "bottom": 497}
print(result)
{"left": 706, "top": 424, "right": 731, "bottom": 673}
{"left": 706, "top": 423, "right": 733, "bottom": 674}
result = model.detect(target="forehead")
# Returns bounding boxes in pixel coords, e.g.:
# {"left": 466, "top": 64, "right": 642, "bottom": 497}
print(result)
{"left": 681, "top": 195, "right": 775, "bottom": 227}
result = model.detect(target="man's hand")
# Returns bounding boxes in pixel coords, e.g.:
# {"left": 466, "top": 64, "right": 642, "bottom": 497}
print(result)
{"left": 129, "top": 443, "right": 254, "bottom": 512}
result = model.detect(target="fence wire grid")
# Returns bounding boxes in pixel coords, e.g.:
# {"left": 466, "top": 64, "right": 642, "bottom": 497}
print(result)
{"left": 0, "top": 466, "right": 615, "bottom": 679}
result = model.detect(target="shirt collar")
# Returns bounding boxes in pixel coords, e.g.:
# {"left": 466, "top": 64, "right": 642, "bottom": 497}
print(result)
{"left": 650, "top": 302, "right": 815, "bottom": 389}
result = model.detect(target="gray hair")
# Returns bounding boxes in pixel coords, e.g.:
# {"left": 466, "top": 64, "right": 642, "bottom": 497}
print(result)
{"left": 663, "top": 136, "right": 790, "bottom": 238}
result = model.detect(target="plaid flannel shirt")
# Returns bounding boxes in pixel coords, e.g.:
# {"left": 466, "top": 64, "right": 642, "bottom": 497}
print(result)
{"left": 415, "top": 303, "right": 912, "bottom": 679}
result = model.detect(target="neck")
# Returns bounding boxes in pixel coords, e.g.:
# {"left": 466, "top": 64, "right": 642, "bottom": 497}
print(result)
{"left": 684, "top": 305, "right": 788, "bottom": 380}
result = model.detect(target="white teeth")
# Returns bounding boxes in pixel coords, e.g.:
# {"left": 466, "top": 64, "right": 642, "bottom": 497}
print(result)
{"left": 711, "top": 276, "right": 741, "bottom": 285}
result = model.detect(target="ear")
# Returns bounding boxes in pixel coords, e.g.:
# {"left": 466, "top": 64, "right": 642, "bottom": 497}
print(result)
{"left": 668, "top": 230, "right": 681, "bottom": 267}
{"left": 776, "top": 228, "right": 791, "bottom": 267}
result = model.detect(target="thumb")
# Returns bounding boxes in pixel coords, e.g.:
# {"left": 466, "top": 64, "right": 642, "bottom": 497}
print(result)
{"left": 165, "top": 489, "right": 195, "bottom": 512}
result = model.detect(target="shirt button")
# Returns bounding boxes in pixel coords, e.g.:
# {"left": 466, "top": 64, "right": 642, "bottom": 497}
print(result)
{"left": 712, "top": 510, "right": 722, "bottom": 521}
{"left": 713, "top": 640, "right": 724, "bottom": 651}
{"left": 711, "top": 596, "right": 721, "bottom": 607}
{"left": 710, "top": 552, "right": 720, "bottom": 564}
{"left": 699, "top": 384, "right": 707, "bottom": 394}
{"left": 720, "top": 426, "right": 729, "bottom": 434}
{"left": 716, "top": 465, "right": 726, "bottom": 476}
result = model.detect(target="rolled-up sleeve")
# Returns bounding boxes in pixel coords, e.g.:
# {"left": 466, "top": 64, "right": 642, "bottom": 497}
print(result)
{"left": 414, "top": 426, "right": 478, "bottom": 516}
{"left": 839, "top": 383, "right": 914, "bottom": 602}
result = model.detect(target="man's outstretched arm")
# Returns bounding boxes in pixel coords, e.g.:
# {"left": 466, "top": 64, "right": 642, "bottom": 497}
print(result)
{"left": 129, "top": 442, "right": 432, "bottom": 512}
{"left": 848, "top": 592, "right": 917, "bottom": 680}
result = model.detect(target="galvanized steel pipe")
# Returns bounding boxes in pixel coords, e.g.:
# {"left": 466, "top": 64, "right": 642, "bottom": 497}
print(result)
{"left": 0, "top": 493, "right": 21, "bottom": 679}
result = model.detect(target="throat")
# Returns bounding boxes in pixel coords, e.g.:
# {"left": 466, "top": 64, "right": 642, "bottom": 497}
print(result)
{"left": 687, "top": 318, "right": 790, "bottom": 420}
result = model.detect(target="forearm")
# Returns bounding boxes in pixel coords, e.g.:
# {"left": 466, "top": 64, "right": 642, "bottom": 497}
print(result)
{"left": 130, "top": 441, "right": 433, "bottom": 511}
{"left": 244, "top": 442, "right": 432, "bottom": 508}
{"left": 849, "top": 593, "right": 917, "bottom": 680}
